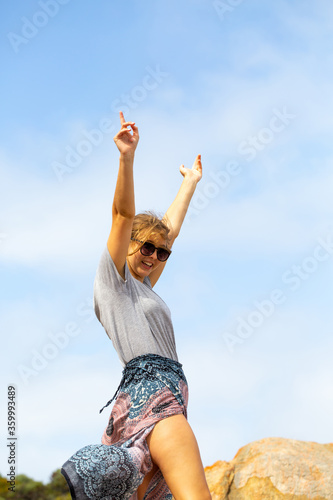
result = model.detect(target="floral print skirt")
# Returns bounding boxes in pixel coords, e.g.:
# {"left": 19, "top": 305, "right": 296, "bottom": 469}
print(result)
{"left": 61, "top": 354, "right": 188, "bottom": 500}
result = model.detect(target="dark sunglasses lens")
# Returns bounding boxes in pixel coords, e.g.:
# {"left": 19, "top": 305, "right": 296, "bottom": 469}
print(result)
{"left": 141, "top": 242, "right": 155, "bottom": 256}
{"left": 157, "top": 249, "right": 170, "bottom": 262}
{"left": 140, "top": 242, "right": 170, "bottom": 261}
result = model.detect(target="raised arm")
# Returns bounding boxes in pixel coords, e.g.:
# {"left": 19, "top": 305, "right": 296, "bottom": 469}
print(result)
{"left": 107, "top": 112, "right": 139, "bottom": 279}
{"left": 149, "top": 154, "right": 202, "bottom": 287}
{"left": 165, "top": 154, "right": 202, "bottom": 244}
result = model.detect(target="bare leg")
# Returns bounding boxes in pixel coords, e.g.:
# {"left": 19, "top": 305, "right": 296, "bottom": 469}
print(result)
{"left": 146, "top": 414, "right": 211, "bottom": 500}
{"left": 137, "top": 463, "right": 158, "bottom": 500}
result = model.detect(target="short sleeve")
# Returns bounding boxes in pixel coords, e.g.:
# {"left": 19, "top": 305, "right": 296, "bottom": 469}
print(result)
{"left": 93, "top": 245, "right": 128, "bottom": 321}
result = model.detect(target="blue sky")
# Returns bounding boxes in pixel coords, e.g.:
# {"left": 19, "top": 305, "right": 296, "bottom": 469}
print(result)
{"left": 1, "top": 0, "right": 333, "bottom": 484}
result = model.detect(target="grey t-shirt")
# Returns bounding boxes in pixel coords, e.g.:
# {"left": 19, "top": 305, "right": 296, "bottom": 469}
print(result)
{"left": 93, "top": 245, "right": 178, "bottom": 367}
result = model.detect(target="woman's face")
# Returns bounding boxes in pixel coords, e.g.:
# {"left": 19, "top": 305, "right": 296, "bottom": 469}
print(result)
{"left": 127, "top": 234, "right": 167, "bottom": 282}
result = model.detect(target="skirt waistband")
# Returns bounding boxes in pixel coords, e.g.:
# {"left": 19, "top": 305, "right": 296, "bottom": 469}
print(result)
{"left": 99, "top": 353, "right": 187, "bottom": 414}
{"left": 125, "top": 353, "right": 183, "bottom": 370}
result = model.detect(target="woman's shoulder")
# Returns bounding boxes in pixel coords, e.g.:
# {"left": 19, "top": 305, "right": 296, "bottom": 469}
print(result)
{"left": 95, "top": 245, "right": 129, "bottom": 290}
{"left": 95, "top": 245, "right": 153, "bottom": 293}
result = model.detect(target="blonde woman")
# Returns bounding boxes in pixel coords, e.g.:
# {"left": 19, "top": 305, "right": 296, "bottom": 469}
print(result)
{"left": 61, "top": 112, "right": 211, "bottom": 500}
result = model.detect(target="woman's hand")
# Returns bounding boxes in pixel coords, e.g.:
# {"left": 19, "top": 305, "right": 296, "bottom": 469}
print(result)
{"left": 113, "top": 111, "right": 139, "bottom": 156}
{"left": 179, "top": 154, "right": 202, "bottom": 184}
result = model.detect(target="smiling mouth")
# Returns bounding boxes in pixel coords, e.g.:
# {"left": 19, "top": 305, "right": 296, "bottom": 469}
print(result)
{"left": 142, "top": 261, "right": 153, "bottom": 268}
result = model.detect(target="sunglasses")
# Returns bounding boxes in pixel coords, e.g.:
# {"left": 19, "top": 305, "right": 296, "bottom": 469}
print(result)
{"left": 131, "top": 238, "right": 172, "bottom": 262}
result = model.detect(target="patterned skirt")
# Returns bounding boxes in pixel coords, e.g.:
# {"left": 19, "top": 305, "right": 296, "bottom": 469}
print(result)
{"left": 61, "top": 354, "right": 188, "bottom": 500}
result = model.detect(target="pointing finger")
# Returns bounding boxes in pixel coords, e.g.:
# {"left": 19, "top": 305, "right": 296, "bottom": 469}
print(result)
{"left": 119, "top": 111, "right": 126, "bottom": 125}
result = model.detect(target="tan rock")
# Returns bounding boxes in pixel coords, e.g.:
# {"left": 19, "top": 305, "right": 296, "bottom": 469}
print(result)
{"left": 205, "top": 460, "right": 234, "bottom": 499}
{"left": 204, "top": 437, "right": 333, "bottom": 500}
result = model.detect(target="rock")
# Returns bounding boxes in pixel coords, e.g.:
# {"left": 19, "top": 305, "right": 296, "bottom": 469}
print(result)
{"left": 204, "top": 460, "right": 234, "bottom": 499}
{"left": 204, "top": 437, "right": 333, "bottom": 499}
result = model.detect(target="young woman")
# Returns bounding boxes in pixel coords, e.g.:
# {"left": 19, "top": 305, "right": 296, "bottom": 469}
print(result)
{"left": 61, "top": 112, "right": 211, "bottom": 500}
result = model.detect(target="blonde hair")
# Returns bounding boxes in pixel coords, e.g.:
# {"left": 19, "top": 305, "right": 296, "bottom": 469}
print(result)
{"left": 128, "top": 211, "right": 171, "bottom": 256}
